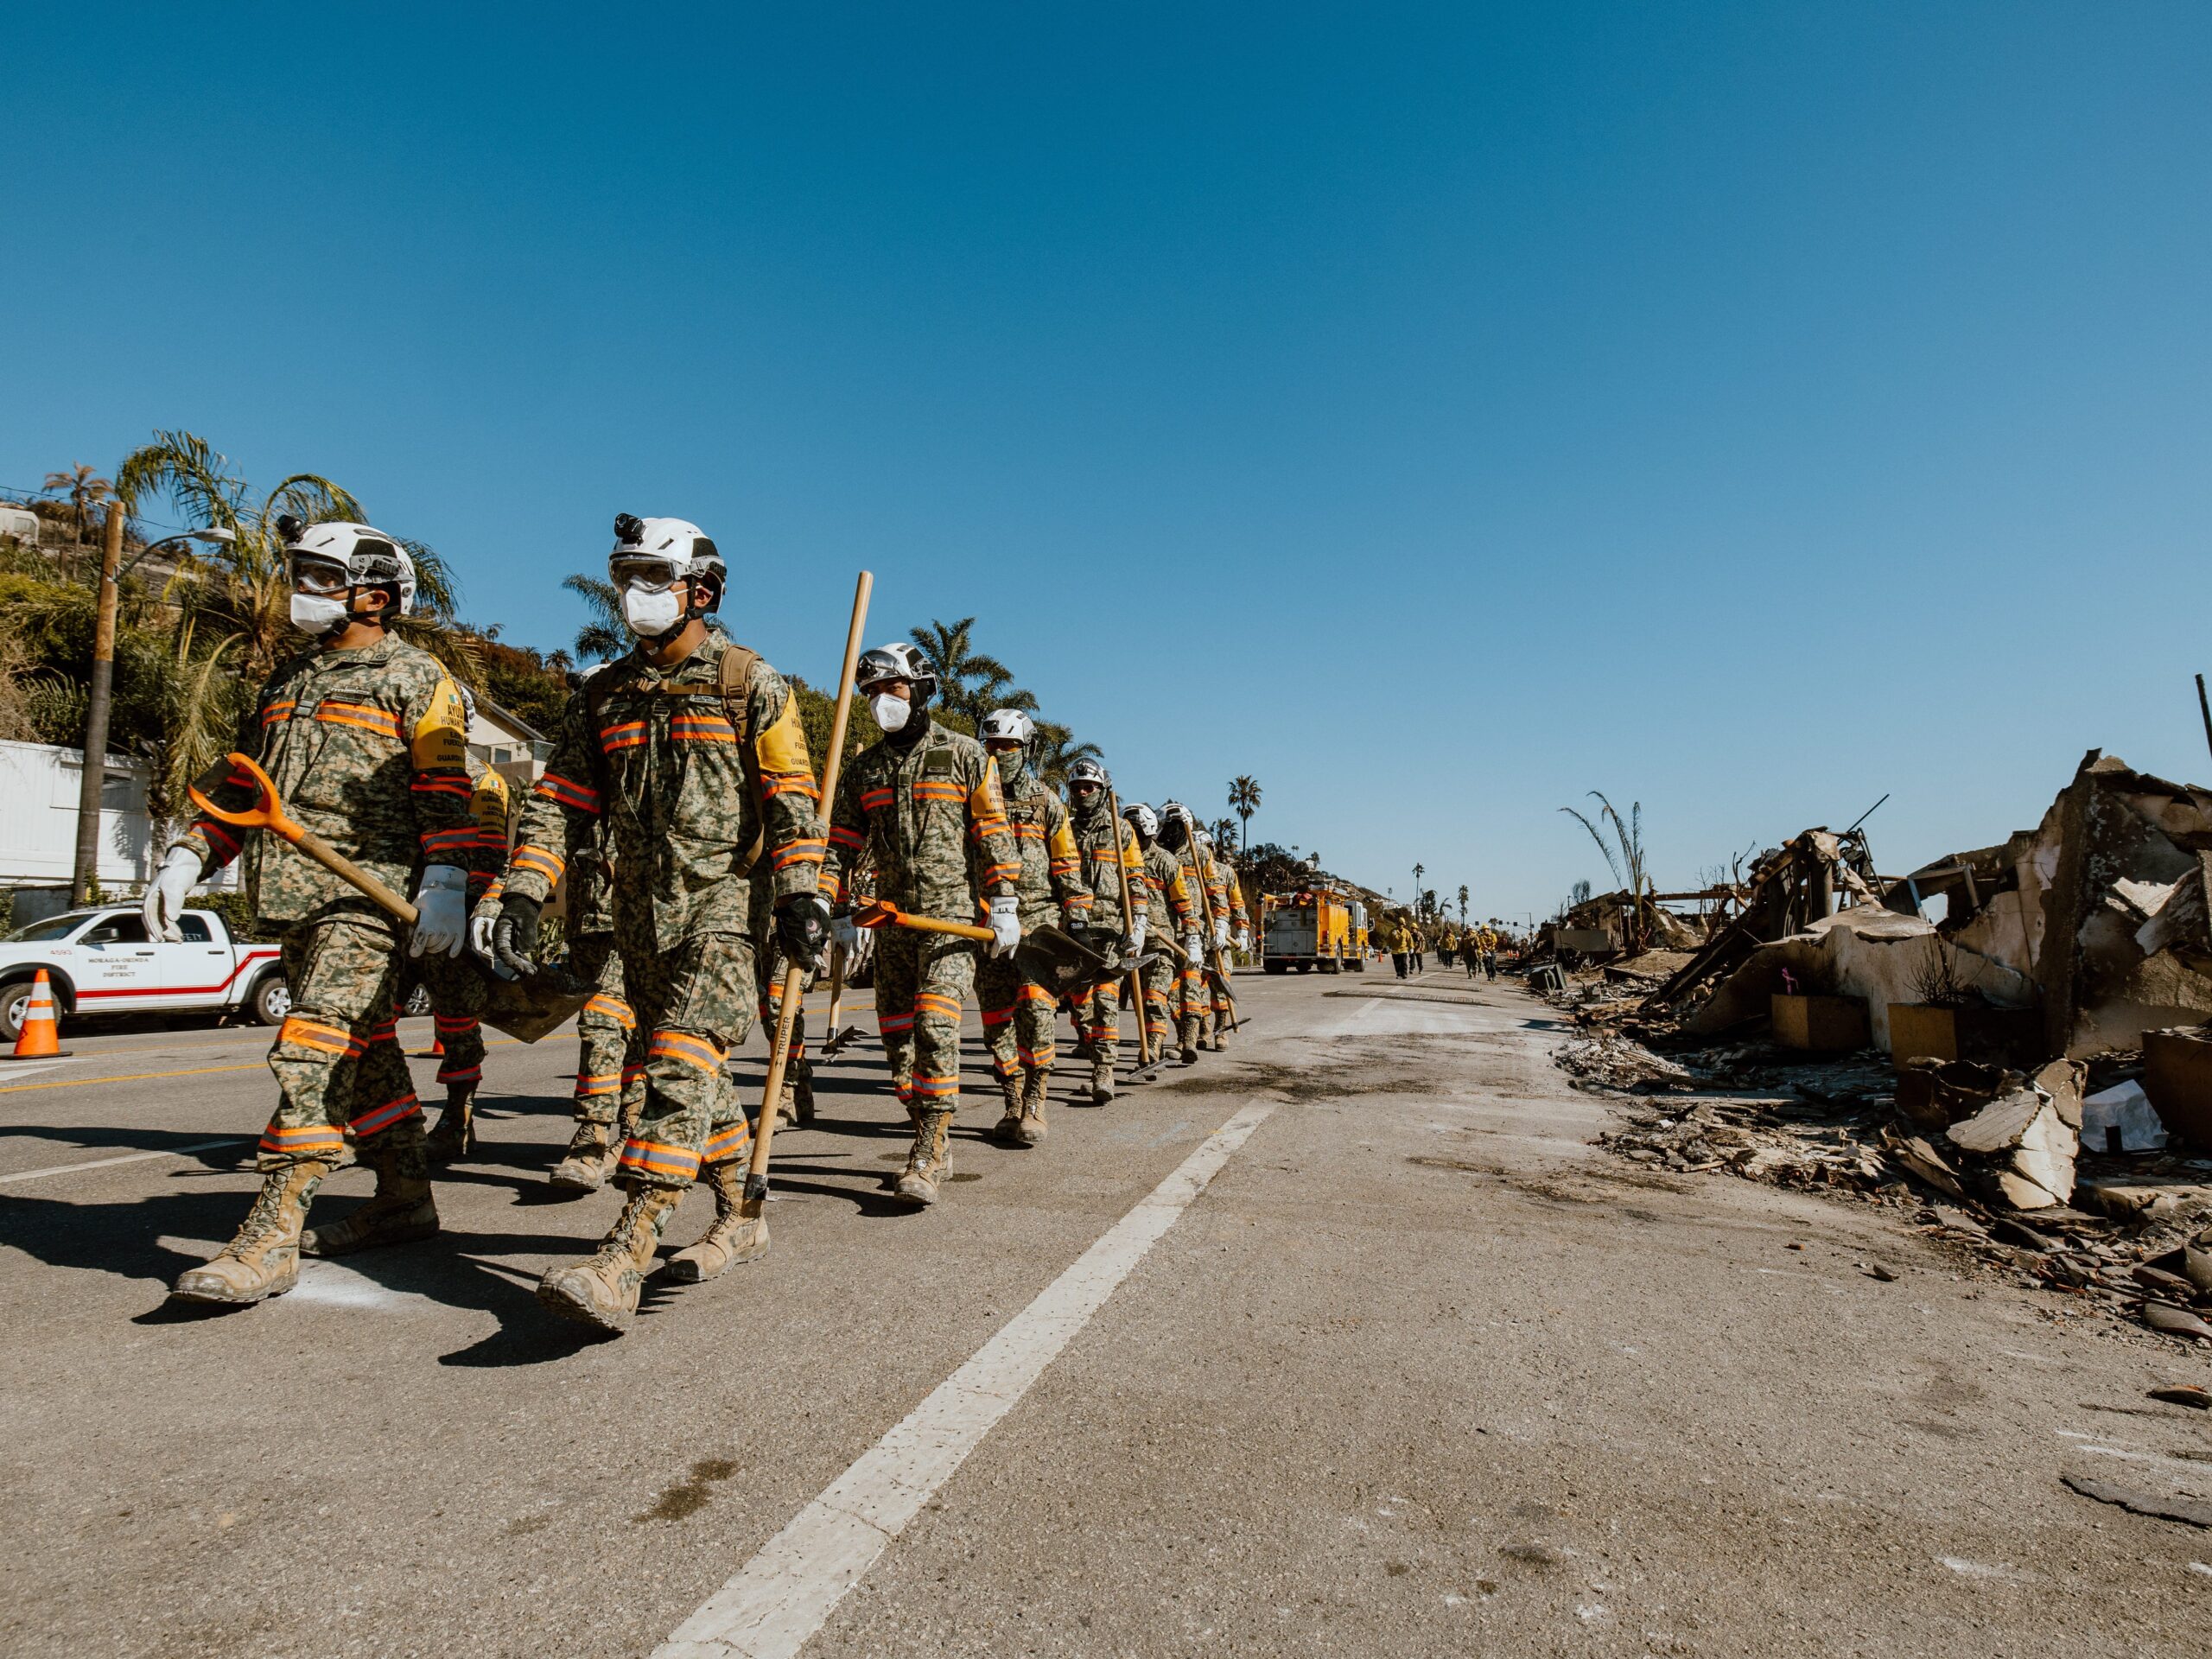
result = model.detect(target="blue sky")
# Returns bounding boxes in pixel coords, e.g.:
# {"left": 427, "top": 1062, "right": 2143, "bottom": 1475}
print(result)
{"left": 6, "top": 3, "right": 2209, "bottom": 923}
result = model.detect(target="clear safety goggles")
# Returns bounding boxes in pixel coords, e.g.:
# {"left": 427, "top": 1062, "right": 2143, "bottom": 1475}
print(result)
{"left": 609, "top": 555, "right": 686, "bottom": 593}
{"left": 289, "top": 556, "right": 352, "bottom": 594}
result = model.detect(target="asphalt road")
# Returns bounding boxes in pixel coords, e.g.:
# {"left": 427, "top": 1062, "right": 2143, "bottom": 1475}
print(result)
{"left": 2, "top": 967, "right": 2207, "bottom": 1656}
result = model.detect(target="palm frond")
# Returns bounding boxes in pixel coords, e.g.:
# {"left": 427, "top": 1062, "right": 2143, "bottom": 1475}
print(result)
{"left": 1560, "top": 805, "right": 1624, "bottom": 886}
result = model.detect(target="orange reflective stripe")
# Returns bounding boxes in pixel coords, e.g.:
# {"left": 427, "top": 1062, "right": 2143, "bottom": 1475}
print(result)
{"left": 512, "top": 844, "right": 565, "bottom": 882}
{"left": 913, "top": 992, "right": 962, "bottom": 1022}
{"left": 618, "top": 1138, "right": 702, "bottom": 1180}
{"left": 582, "top": 995, "right": 635, "bottom": 1028}
{"left": 702, "top": 1122, "right": 753, "bottom": 1163}
{"left": 648, "top": 1030, "right": 725, "bottom": 1072}
{"left": 277, "top": 1015, "right": 359, "bottom": 1056}
{"left": 314, "top": 701, "right": 402, "bottom": 739}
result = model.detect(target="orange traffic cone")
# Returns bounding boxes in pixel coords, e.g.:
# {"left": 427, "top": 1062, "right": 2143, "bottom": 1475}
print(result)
{"left": 6, "top": 969, "right": 68, "bottom": 1059}
{"left": 429, "top": 1033, "right": 445, "bottom": 1057}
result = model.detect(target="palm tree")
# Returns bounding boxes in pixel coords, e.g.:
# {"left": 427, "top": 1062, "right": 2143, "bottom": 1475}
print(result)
{"left": 115, "top": 429, "right": 470, "bottom": 818}
{"left": 1560, "top": 791, "right": 1650, "bottom": 950}
{"left": 563, "top": 572, "right": 626, "bottom": 663}
{"left": 909, "top": 616, "right": 1031, "bottom": 725}
{"left": 1458, "top": 884, "right": 1469, "bottom": 925}
{"left": 1209, "top": 816, "right": 1237, "bottom": 854}
{"left": 1227, "top": 775, "right": 1262, "bottom": 853}
{"left": 42, "top": 463, "right": 111, "bottom": 544}
{"left": 1028, "top": 720, "right": 1102, "bottom": 790}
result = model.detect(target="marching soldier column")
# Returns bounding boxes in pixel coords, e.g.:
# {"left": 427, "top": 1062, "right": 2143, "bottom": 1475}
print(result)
{"left": 142, "top": 504, "right": 1282, "bottom": 1331}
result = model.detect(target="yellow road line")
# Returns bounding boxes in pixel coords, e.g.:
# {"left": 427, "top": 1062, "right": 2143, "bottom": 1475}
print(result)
{"left": 0, "top": 1062, "right": 267, "bottom": 1094}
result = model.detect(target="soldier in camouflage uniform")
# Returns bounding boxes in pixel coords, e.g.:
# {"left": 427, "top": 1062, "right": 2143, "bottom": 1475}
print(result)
{"left": 1122, "top": 802, "right": 1196, "bottom": 1067}
{"left": 423, "top": 692, "right": 512, "bottom": 1160}
{"left": 1196, "top": 829, "right": 1246, "bottom": 1048}
{"left": 1155, "top": 802, "right": 1215, "bottom": 1063}
{"left": 1063, "top": 758, "right": 1147, "bottom": 1103}
{"left": 484, "top": 516, "right": 830, "bottom": 1332}
{"left": 821, "top": 643, "right": 1022, "bottom": 1205}
{"left": 975, "top": 710, "right": 1093, "bottom": 1141}
{"left": 147, "top": 519, "right": 480, "bottom": 1307}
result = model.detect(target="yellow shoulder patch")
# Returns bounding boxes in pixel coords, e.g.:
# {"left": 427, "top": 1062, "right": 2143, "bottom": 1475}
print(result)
{"left": 1047, "top": 814, "right": 1080, "bottom": 863}
{"left": 753, "top": 693, "right": 816, "bottom": 778}
{"left": 413, "top": 677, "right": 469, "bottom": 771}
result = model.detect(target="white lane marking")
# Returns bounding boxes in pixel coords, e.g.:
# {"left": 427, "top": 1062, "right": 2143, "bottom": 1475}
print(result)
{"left": 0, "top": 1060, "right": 73, "bottom": 1081}
{"left": 655, "top": 1099, "right": 1277, "bottom": 1659}
{"left": 0, "top": 1137, "right": 245, "bottom": 1185}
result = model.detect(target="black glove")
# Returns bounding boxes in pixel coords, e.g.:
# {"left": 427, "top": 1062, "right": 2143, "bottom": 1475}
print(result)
{"left": 492, "top": 893, "right": 543, "bottom": 979}
{"left": 776, "top": 892, "right": 832, "bottom": 970}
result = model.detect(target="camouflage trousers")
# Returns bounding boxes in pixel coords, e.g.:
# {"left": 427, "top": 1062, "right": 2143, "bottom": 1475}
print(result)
{"left": 1136, "top": 952, "right": 1177, "bottom": 1052}
{"left": 398, "top": 953, "right": 487, "bottom": 1098}
{"left": 260, "top": 914, "right": 423, "bottom": 1172}
{"left": 874, "top": 928, "right": 976, "bottom": 1112}
{"left": 1069, "top": 973, "right": 1124, "bottom": 1065}
{"left": 1173, "top": 954, "right": 1208, "bottom": 1027}
{"left": 976, "top": 953, "right": 1058, "bottom": 1083}
{"left": 569, "top": 932, "right": 645, "bottom": 1128}
{"left": 613, "top": 925, "right": 758, "bottom": 1190}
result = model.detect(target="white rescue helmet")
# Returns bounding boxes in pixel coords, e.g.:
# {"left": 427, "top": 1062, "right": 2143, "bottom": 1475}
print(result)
{"left": 609, "top": 514, "right": 724, "bottom": 607}
{"left": 1065, "top": 758, "right": 1110, "bottom": 792}
{"left": 855, "top": 641, "right": 938, "bottom": 702}
{"left": 1122, "top": 801, "right": 1160, "bottom": 839}
{"left": 978, "top": 709, "right": 1034, "bottom": 747}
{"left": 280, "top": 516, "right": 417, "bottom": 616}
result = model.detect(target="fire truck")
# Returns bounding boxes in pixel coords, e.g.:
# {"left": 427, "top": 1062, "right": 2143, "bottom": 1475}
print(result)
{"left": 1261, "top": 889, "right": 1367, "bottom": 974}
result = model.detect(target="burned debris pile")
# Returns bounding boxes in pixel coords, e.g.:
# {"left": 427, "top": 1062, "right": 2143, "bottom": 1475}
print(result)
{"left": 1536, "top": 749, "right": 2212, "bottom": 1348}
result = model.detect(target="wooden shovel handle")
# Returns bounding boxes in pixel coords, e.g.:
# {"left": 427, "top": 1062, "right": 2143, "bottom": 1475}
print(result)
{"left": 857, "top": 899, "right": 995, "bottom": 943}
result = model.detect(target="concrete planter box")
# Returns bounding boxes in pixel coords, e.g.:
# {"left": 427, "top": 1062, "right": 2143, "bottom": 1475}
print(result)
{"left": 1771, "top": 993, "right": 1870, "bottom": 1053}
{"left": 1886, "top": 1002, "right": 2043, "bottom": 1070}
{"left": 2144, "top": 1027, "right": 2212, "bottom": 1154}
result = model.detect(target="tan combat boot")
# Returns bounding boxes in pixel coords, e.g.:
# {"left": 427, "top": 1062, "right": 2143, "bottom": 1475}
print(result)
{"left": 1089, "top": 1056, "right": 1115, "bottom": 1107}
{"left": 1179, "top": 1017, "right": 1201, "bottom": 1065}
{"left": 895, "top": 1108, "right": 955, "bottom": 1205}
{"left": 536, "top": 1183, "right": 684, "bottom": 1332}
{"left": 549, "top": 1120, "right": 619, "bottom": 1192}
{"left": 994, "top": 1071, "right": 1025, "bottom": 1141}
{"left": 1017, "top": 1069, "right": 1050, "bottom": 1147}
{"left": 302, "top": 1127, "right": 438, "bottom": 1256}
{"left": 170, "top": 1159, "right": 333, "bottom": 1305}
{"left": 662, "top": 1160, "right": 769, "bottom": 1283}
{"left": 424, "top": 1087, "right": 476, "bottom": 1163}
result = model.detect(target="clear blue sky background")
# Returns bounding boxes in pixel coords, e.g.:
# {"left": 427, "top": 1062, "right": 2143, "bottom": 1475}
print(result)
{"left": 6, "top": 3, "right": 2209, "bottom": 923}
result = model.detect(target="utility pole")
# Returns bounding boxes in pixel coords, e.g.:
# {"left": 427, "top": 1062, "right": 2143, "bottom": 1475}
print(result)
{"left": 71, "top": 502, "right": 128, "bottom": 906}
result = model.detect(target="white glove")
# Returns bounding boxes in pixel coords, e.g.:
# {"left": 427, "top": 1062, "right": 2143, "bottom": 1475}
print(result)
{"left": 468, "top": 898, "right": 504, "bottom": 968}
{"left": 1235, "top": 929, "right": 1250, "bottom": 952}
{"left": 143, "top": 845, "right": 202, "bottom": 943}
{"left": 1213, "top": 918, "right": 1231, "bottom": 949}
{"left": 409, "top": 865, "right": 469, "bottom": 958}
{"left": 987, "top": 895, "right": 1021, "bottom": 958}
{"left": 1184, "top": 934, "right": 1205, "bottom": 965}
{"left": 1128, "top": 913, "right": 1148, "bottom": 957}
{"left": 831, "top": 913, "right": 861, "bottom": 951}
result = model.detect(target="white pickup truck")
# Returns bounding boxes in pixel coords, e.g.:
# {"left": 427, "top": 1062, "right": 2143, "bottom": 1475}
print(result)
{"left": 0, "top": 906, "right": 289, "bottom": 1042}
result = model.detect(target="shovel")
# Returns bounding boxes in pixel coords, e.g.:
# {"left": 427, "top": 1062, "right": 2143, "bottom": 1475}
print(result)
{"left": 855, "top": 899, "right": 1122, "bottom": 998}
{"left": 190, "top": 752, "right": 590, "bottom": 1043}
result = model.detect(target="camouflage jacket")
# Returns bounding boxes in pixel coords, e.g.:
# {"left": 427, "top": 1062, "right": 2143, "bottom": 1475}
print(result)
{"left": 1171, "top": 844, "right": 1216, "bottom": 938}
{"left": 176, "top": 634, "right": 472, "bottom": 927}
{"left": 821, "top": 715, "right": 1018, "bottom": 923}
{"left": 1138, "top": 842, "right": 1193, "bottom": 934}
{"left": 994, "top": 755, "right": 1092, "bottom": 928}
{"left": 1210, "top": 858, "right": 1247, "bottom": 934}
{"left": 504, "top": 633, "right": 825, "bottom": 950}
{"left": 1068, "top": 798, "right": 1147, "bottom": 937}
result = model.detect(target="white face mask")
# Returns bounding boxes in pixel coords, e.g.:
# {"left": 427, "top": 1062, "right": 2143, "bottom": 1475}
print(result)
{"left": 870, "top": 692, "right": 911, "bottom": 733}
{"left": 290, "top": 591, "right": 348, "bottom": 635}
{"left": 622, "top": 584, "right": 684, "bottom": 637}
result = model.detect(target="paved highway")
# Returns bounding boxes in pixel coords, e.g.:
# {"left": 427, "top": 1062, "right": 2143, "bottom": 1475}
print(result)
{"left": 1, "top": 971, "right": 2203, "bottom": 1656}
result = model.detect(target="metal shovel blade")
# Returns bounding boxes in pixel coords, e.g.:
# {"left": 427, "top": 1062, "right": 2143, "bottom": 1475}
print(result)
{"left": 1014, "top": 925, "right": 1119, "bottom": 996}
